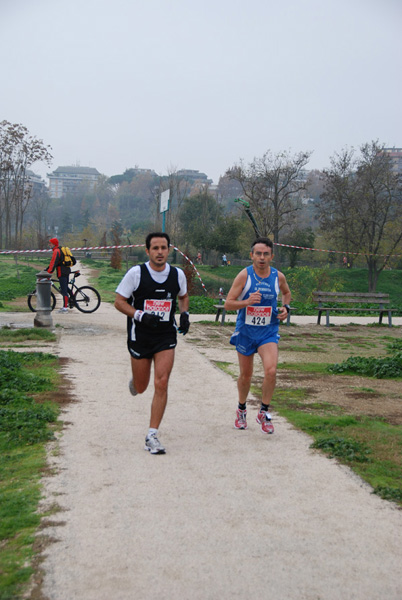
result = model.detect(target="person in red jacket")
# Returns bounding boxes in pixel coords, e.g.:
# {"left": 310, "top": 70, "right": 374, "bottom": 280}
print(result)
{"left": 46, "top": 238, "right": 71, "bottom": 313}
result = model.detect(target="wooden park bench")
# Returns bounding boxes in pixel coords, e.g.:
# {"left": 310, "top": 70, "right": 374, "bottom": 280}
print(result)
{"left": 313, "top": 291, "right": 396, "bottom": 327}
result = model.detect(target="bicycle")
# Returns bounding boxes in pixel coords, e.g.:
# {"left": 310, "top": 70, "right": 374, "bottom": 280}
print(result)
{"left": 27, "top": 270, "right": 101, "bottom": 314}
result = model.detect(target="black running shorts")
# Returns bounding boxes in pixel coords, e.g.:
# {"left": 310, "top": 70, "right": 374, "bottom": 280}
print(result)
{"left": 128, "top": 331, "right": 177, "bottom": 360}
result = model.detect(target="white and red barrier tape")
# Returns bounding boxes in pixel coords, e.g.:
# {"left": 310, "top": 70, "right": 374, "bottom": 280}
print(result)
{"left": 0, "top": 244, "right": 143, "bottom": 254}
{"left": 274, "top": 242, "right": 400, "bottom": 258}
{"left": 0, "top": 243, "right": 209, "bottom": 293}
{"left": 172, "top": 246, "right": 207, "bottom": 293}
{"left": 1, "top": 242, "right": 399, "bottom": 258}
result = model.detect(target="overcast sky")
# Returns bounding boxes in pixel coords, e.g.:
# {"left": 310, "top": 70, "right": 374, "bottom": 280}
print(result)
{"left": 1, "top": 0, "right": 401, "bottom": 184}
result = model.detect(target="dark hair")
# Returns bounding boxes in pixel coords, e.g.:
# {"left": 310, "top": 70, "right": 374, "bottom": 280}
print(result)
{"left": 145, "top": 232, "right": 171, "bottom": 250}
{"left": 251, "top": 237, "right": 273, "bottom": 252}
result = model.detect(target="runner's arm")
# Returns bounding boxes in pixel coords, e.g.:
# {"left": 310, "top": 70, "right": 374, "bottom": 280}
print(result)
{"left": 277, "top": 272, "right": 291, "bottom": 321}
{"left": 224, "top": 270, "right": 261, "bottom": 311}
{"left": 114, "top": 293, "right": 135, "bottom": 318}
{"left": 176, "top": 267, "right": 189, "bottom": 314}
{"left": 178, "top": 293, "right": 189, "bottom": 314}
{"left": 177, "top": 292, "right": 190, "bottom": 334}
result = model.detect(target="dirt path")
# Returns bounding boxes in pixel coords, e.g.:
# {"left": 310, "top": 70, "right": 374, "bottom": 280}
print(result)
{"left": 189, "top": 320, "right": 402, "bottom": 425}
{"left": 2, "top": 267, "right": 402, "bottom": 599}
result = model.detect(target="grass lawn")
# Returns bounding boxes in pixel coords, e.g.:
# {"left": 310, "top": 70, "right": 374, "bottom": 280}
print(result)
{"left": 0, "top": 345, "right": 64, "bottom": 600}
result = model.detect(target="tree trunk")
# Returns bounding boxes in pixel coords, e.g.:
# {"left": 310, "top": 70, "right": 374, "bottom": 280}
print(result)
{"left": 367, "top": 257, "right": 378, "bottom": 292}
{"left": 272, "top": 221, "right": 282, "bottom": 268}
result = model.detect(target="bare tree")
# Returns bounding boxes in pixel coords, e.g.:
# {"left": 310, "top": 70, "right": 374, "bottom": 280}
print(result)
{"left": 0, "top": 120, "right": 52, "bottom": 248}
{"left": 110, "top": 220, "right": 123, "bottom": 269}
{"left": 226, "top": 149, "right": 312, "bottom": 246}
{"left": 318, "top": 148, "right": 358, "bottom": 265}
{"left": 29, "top": 184, "right": 51, "bottom": 248}
{"left": 319, "top": 141, "right": 402, "bottom": 291}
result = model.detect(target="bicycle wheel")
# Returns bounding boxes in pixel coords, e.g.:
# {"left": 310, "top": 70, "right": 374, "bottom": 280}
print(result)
{"left": 73, "top": 286, "right": 101, "bottom": 313}
{"left": 27, "top": 291, "right": 57, "bottom": 312}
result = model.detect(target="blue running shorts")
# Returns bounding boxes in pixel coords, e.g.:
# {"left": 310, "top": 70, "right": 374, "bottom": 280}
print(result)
{"left": 230, "top": 328, "right": 280, "bottom": 356}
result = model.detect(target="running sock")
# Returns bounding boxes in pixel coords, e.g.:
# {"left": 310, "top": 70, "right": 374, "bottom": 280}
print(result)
{"left": 261, "top": 403, "right": 270, "bottom": 412}
{"left": 147, "top": 428, "right": 158, "bottom": 439}
{"left": 238, "top": 403, "right": 246, "bottom": 411}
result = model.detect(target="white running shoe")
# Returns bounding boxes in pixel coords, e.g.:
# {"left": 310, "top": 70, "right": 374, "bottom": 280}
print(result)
{"left": 144, "top": 434, "right": 166, "bottom": 454}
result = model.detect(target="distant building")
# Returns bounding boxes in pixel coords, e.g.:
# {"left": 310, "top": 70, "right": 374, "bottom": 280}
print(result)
{"left": 176, "top": 169, "right": 213, "bottom": 185}
{"left": 26, "top": 170, "right": 47, "bottom": 194}
{"left": 47, "top": 166, "right": 101, "bottom": 199}
{"left": 381, "top": 148, "right": 402, "bottom": 175}
{"left": 213, "top": 174, "right": 244, "bottom": 210}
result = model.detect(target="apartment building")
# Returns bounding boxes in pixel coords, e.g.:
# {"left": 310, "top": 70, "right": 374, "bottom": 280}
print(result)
{"left": 47, "top": 166, "right": 101, "bottom": 199}
{"left": 382, "top": 148, "right": 402, "bottom": 175}
{"left": 176, "top": 169, "right": 212, "bottom": 185}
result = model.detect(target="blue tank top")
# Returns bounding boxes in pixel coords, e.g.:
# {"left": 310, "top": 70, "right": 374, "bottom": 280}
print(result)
{"left": 234, "top": 265, "right": 280, "bottom": 337}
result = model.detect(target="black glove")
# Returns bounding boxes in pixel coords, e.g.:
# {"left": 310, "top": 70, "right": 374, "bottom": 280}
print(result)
{"left": 142, "top": 313, "right": 162, "bottom": 328}
{"left": 178, "top": 312, "right": 190, "bottom": 335}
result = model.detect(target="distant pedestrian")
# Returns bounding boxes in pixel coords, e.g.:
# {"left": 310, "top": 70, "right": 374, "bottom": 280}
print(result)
{"left": 222, "top": 253, "right": 228, "bottom": 266}
{"left": 46, "top": 238, "right": 75, "bottom": 313}
{"left": 114, "top": 232, "right": 190, "bottom": 455}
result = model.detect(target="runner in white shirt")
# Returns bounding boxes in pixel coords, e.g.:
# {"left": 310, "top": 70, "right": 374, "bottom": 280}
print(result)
{"left": 115, "top": 232, "right": 189, "bottom": 454}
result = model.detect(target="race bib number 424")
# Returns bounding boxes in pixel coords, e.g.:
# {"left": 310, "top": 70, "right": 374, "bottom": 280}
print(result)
{"left": 245, "top": 306, "right": 272, "bottom": 326}
{"left": 144, "top": 299, "right": 172, "bottom": 322}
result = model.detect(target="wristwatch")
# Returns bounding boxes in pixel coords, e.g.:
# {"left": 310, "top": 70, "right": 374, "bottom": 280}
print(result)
{"left": 283, "top": 304, "right": 290, "bottom": 314}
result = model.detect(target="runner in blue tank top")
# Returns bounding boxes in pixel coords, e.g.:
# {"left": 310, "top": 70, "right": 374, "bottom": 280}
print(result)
{"left": 225, "top": 237, "right": 291, "bottom": 434}
{"left": 231, "top": 264, "right": 280, "bottom": 350}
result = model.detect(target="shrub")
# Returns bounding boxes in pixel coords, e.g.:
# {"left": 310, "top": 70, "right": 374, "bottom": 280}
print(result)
{"left": 189, "top": 296, "right": 217, "bottom": 314}
{"left": 311, "top": 437, "right": 371, "bottom": 462}
{"left": 328, "top": 351, "right": 402, "bottom": 378}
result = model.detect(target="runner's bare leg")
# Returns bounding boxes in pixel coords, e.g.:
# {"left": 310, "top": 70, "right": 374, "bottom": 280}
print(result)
{"left": 149, "top": 349, "right": 175, "bottom": 429}
{"left": 257, "top": 342, "right": 278, "bottom": 405}
{"left": 130, "top": 356, "right": 152, "bottom": 393}
{"left": 237, "top": 352, "right": 254, "bottom": 404}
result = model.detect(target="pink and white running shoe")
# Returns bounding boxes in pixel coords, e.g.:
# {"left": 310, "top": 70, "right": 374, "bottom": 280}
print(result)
{"left": 256, "top": 410, "right": 274, "bottom": 434}
{"left": 234, "top": 409, "right": 247, "bottom": 430}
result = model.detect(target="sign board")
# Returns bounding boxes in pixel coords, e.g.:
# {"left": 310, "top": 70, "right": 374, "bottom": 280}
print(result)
{"left": 160, "top": 189, "right": 170, "bottom": 213}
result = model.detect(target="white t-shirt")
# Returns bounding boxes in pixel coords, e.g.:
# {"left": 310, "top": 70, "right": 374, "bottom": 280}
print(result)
{"left": 116, "top": 262, "right": 187, "bottom": 298}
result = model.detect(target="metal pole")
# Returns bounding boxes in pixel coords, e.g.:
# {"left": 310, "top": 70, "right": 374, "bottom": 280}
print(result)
{"left": 33, "top": 270, "right": 53, "bottom": 328}
{"left": 234, "top": 198, "right": 262, "bottom": 237}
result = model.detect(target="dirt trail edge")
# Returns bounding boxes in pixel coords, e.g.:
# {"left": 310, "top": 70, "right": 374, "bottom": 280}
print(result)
{"left": 10, "top": 268, "right": 400, "bottom": 600}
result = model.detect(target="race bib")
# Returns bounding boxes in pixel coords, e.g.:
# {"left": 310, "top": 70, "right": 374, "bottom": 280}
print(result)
{"left": 144, "top": 299, "right": 172, "bottom": 322}
{"left": 245, "top": 305, "right": 272, "bottom": 326}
